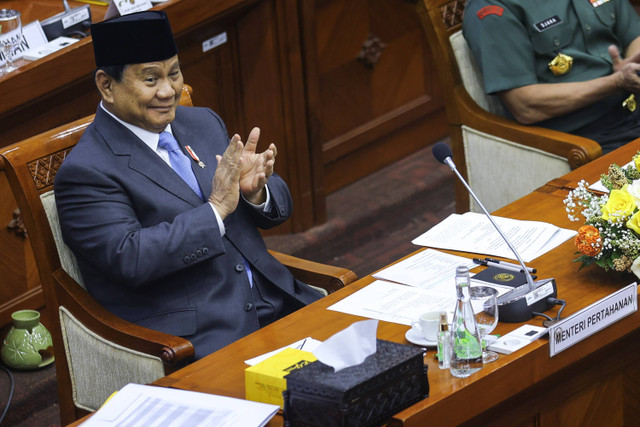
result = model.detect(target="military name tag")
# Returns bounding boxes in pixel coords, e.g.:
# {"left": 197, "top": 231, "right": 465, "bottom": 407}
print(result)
{"left": 535, "top": 15, "right": 562, "bottom": 32}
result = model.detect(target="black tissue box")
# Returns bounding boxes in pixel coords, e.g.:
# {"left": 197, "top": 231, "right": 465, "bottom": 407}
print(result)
{"left": 283, "top": 339, "right": 428, "bottom": 427}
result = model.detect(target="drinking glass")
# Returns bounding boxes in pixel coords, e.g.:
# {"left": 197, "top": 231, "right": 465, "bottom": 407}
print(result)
{"left": 0, "top": 9, "right": 22, "bottom": 74}
{"left": 469, "top": 285, "right": 499, "bottom": 363}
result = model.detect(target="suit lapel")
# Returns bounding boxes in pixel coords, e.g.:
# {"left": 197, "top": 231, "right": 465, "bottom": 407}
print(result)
{"left": 93, "top": 108, "right": 205, "bottom": 207}
{"left": 171, "top": 113, "right": 215, "bottom": 199}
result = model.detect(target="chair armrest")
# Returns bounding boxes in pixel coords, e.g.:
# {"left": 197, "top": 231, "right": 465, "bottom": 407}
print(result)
{"left": 52, "top": 269, "right": 194, "bottom": 371}
{"left": 455, "top": 87, "right": 602, "bottom": 168}
{"left": 179, "top": 84, "right": 194, "bottom": 107}
{"left": 269, "top": 250, "right": 358, "bottom": 294}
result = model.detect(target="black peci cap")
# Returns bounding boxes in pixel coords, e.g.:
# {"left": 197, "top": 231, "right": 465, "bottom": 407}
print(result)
{"left": 90, "top": 11, "right": 178, "bottom": 68}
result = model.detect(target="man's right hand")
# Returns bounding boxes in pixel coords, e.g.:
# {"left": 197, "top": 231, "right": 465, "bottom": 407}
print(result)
{"left": 610, "top": 44, "right": 640, "bottom": 93}
{"left": 209, "top": 135, "right": 244, "bottom": 219}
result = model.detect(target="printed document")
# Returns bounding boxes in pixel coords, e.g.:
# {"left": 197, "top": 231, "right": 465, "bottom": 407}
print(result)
{"left": 372, "top": 249, "right": 476, "bottom": 291}
{"left": 81, "top": 383, "right": 279, "bottom": 427}
{"left": 328, "top": 280, "right": 455, "bottom": 325}
{"left": 411, "top": 212, "right": 576, "bottom": 263}
{"left": 328, "top": 278, "right": 512, "bottom": 325}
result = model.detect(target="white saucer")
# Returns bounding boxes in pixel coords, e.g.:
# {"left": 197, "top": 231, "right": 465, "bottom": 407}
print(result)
{"left": 405, "top": 327, "right": 437, "bottom": 347}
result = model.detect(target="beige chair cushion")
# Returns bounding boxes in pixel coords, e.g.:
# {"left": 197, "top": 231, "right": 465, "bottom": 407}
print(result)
{"left": 59, "top": 307, "right": 165, "bottom": 412}
{"left": 43, "top": 190, "right": 167, "bottom": 412}
{"left": 40, "top": 191, "right": 85, "bottom": 288}
{"left": 462, "top": 126, "right": 571, "bottom": 213}
{"left": 450, "top": 30, "right": 506, "bottom": 117}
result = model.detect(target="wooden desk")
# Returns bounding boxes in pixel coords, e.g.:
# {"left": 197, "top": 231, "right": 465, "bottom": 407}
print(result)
{"left": 548, "top": 137, "right": 640, "bottom": 192}
{"left": 150, "top": 180, "right": 640, "bottom": 426}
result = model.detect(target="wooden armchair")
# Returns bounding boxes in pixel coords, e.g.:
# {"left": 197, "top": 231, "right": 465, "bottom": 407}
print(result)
{"left": 0, "top": 85, "right": 356, "bottom": 425}
{"left": 416, "top": 0, "right": 602, "bottom": 213}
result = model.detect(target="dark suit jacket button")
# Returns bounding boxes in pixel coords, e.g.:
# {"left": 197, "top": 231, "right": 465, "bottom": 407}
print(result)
{"left": 202, "top": 247, "right": 209, "bottom": 255}
{"left": 235, "top": 264, "right": 244, "bottom": 272}
{"left": 196, "top": 249, "right": 203, "bottom": 257}
{"left": 190, "top": 253, "right": 197, "bottom": 261}
{"left": 183, "top": 256, "right": 192, "bottom": 264}
{"left": 244, "top": 302, "right": 253, "bottom": 311}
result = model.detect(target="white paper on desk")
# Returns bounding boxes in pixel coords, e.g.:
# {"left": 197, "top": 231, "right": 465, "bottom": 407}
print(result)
{"left": 372, "top": 249, "right": 476, "bottom": 290}
{"left": 412, "top": 212, "right": 576, "bottom": 263}
{"left": 81, "top": 383, "right": 278, "bottom": 427}
{"left": 328, "top": 280, "right": 457, "bottom": 325}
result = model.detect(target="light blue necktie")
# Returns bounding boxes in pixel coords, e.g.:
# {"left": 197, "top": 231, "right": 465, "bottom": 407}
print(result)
{"left": 159, "top": 132, "right": 254, "bottom": 287}
{"left": 158, "top": 131, "right": 203, "bottom": 199}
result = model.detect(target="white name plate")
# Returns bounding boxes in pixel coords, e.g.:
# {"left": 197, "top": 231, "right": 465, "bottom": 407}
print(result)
{"left": 0, "top": 21, "right": 48, "bottom": 66}
{"left": 549, "top": 282, "right": 637, "bottom": 357}
{"left": 106, "top": 0, "right": 153, "bottom": 19}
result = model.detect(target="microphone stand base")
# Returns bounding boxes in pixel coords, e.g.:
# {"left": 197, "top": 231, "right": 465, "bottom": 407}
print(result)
{"left": 498, "top": 278, "right": 557, "bottom": 323}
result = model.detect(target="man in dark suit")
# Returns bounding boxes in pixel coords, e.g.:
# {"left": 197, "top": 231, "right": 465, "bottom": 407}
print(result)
{"left": 54, "top": 11, "right": 322, "bottom": 360}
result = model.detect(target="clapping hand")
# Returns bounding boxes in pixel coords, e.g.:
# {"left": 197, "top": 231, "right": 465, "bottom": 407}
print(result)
{"left": 238, "top": 127, "right": 277, "bottom": 205}
{"left": 209, "top": 127, "right": 277, "bottom": 218}
{"left": 209, "top": 134, "right": 243, "bottom": 219}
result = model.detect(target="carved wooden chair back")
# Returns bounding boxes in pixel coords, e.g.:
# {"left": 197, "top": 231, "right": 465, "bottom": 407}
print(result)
{"left": 0, "top": 85, "right": 196, "bottom": 424}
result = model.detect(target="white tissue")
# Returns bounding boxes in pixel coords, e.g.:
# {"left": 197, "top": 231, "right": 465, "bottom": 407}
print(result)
{"left": 312, "top": 319, "right": 378, "bottom": 372}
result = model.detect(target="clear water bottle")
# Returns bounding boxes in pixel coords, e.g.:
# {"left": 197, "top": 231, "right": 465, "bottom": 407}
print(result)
{"left": 449, "top": 265, "right": 483, "bottom": 378}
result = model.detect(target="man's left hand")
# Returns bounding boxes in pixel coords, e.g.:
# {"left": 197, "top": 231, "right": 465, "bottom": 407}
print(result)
{"left": 239, "top": 127, "right": 277, "bottom": 205}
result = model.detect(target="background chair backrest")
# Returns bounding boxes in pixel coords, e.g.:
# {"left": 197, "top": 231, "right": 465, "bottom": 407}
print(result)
{"left": 41, "top": 191, "right": 85, "bottom": 288}
{"left": 417, "top": 0, "right": 470, "bottom": 124}
{"left": 449, "top": 30, "right": 505, "bottom": 117}
{"left": 0, "top": 85, "right": 195, "bottom": 424}
{"left": 417, "top": 0, "right": 601, "bottom": 213}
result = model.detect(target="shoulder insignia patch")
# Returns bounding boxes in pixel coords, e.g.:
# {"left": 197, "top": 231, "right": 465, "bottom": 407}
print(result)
{"left": 477, "top": 5, "right": 504, "bottom": 19}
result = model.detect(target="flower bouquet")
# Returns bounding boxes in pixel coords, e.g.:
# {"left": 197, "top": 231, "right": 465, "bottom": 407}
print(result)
{"left": 564, "top": 153, "right": 640, "bottom": 278}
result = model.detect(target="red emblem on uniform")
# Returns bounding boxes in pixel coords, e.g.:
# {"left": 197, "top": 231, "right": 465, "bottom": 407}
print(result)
{"left": 477, "top": 6, "right": 504, "bottom": 19}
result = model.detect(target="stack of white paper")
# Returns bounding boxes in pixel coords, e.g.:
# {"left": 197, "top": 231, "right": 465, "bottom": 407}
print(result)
{"left": 411, "top": 212, "right": 576, "bottom": 263}
{"left": 81, "top": 383, "right": 279, "bottom": 427}
{"left": 328, "top": 280, "right": 457, "bottom": 325}
{"left": 372, "top": 249, "right": 476, "bottom": 291}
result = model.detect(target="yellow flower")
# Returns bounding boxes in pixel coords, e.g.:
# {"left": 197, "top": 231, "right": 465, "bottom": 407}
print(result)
{"left": 628, "top": 211, "right": 640, "bottom": 234}
{"left": 635, "top": 154, "right": 640, "bottom": 172}
{"left": 601, "top": 186, "right": 636, "bottom": 222}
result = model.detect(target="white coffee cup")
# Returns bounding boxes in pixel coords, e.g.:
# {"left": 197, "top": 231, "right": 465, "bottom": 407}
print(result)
{"left": 411, "top": 311, "right": 440, "bottom": 342}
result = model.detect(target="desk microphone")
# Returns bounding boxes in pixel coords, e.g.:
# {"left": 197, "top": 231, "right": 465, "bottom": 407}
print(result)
{"left": 432, "top": 142, "right": 558, "bottom": 323}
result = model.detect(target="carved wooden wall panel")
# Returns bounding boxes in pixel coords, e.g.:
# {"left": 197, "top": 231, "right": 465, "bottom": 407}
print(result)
{"left": 300, "top": 0, "right": 448, "bottom": 193}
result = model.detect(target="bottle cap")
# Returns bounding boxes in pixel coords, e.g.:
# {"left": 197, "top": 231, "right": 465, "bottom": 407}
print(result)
{"left": 439, "top": 311, "right": 449, "bottom": 331}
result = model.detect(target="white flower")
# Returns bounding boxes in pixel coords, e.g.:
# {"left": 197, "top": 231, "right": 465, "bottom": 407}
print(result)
{"left": 631, "top": 257, "right": 640, "bottom": 280}
{"left": 626, "top": 180, "right": 640, "bottom": 207}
